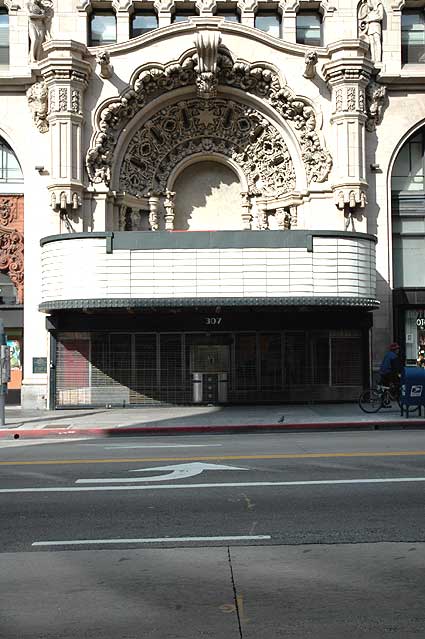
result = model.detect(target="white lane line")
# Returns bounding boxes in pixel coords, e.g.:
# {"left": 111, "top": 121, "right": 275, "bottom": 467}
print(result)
{"left": 32, "top": 534, "right": 271, "bottom": 547}
{"left": 3, "top": 476, "right": 425, "bottom": 494}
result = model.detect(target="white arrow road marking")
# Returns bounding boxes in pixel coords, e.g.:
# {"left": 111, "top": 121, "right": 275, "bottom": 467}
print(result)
{"left": 32, "top": 535, "right": 271, "bottom": 547}
{"left": 75, "top": 462, "right": 249, "bottom": 484}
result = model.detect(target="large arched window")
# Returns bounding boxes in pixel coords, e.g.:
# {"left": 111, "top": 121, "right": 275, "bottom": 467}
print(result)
{"left": 391, "top": 126, "right": 425, "bottom": 288}
{"left": 0, "top": 138, "right": 23, "bottom": 185}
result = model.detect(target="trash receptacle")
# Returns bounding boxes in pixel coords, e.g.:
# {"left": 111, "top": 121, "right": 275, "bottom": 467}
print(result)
{"left": 400, "top": 367, "right": 425, "bottom": 417}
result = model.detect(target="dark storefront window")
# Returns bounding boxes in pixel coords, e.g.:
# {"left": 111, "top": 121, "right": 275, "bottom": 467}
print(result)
{"left": 260, "top": 334, "right": 282, "bottom": 390}
{"left": 234, "top": 334, "right": 257, "bottom": 392}
{"left": 55, "top": 326, "right": 365, "bottom": 407}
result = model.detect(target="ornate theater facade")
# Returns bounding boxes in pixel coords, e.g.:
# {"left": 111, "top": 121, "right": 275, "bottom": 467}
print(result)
{"left": 0, "top": 0, "right": 424, "bottom": 407}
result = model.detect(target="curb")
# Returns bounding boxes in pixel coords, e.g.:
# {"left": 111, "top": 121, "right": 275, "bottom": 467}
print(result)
{"left": 1, "top": 420, "right": 425, "bottom": 439}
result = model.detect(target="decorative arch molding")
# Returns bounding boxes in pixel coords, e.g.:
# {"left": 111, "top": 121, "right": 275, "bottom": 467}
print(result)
{"left": 86, "top": 48, "right": 332, "bottom": 189}
{"left": 119, "top": 97, "right": 296, "bottom": 199}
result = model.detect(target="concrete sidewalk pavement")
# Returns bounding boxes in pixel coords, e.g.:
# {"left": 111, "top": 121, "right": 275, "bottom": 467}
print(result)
{"left": 0, "top": 402, "right": 424, "bottom": 439}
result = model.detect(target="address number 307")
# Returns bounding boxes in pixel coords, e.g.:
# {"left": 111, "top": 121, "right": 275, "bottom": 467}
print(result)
{"left": 205, "top": 317, "right": 222, "bottom": 325}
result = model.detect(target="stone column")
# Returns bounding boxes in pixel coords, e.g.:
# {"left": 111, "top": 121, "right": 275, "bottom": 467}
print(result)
{"left": 238, "top": 0, "right": 257, "bottom": 27}
{"left": 323, "top": 41, "right": 374, "bottom": 230}
{"left": 154, "top": 0, "right": 174, "bottom": 28}
{"left": 40, "top": 40, "right": 91, "bottom": 232}
{"left": 148, "top": 193, "right": 160, "bottom": 230}
{"left": 241, "top": 192, "right": 252, "bottom": 230}
{"left": 112, "top": 0, "right": 133, "bottom": 42}
{"left": 281, "top": 0, "right": 297, "bottom": 42}
{"left": 256, "top": 198, "right": 268, "bottom": 230}
{"left": 163, "top": 190, "right": 176, "bottom": 231}
{"left": 195, "top": 0, "right": 217, "bottom": 17}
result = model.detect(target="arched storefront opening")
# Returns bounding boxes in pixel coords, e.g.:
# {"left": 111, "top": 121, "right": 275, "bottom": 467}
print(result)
{"left": 173, "top": 160, "right": 242, "bottom": 231}
{"left": 391, "top": 124, "right": 425, "bottom": 365}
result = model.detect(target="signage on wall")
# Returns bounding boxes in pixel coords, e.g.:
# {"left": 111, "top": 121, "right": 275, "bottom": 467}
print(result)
{"left": 32, "top": 357, "right": 47, "bottom": 374}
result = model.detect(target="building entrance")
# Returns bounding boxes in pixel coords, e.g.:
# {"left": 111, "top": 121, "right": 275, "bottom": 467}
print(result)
{"left": 191, "top": 343, "right": 230, "bottom": 403}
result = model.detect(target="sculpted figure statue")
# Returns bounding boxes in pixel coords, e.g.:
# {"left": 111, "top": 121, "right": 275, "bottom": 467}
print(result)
{"left": 358, "top": 0, "right": 384, "bottom": 63}
{"left": 27, "top": 0, "right": 53, "bottom": 63}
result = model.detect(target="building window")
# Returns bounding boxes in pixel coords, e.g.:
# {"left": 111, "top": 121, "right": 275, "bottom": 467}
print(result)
{"left": 401, "top": 10, "right": 425, "bottom": 64}
{"left": 89, "top": 11, "right": 117, "bottom": 46}
{"left": 0, "top": 139, "right": 23, "bottom": 183}
{"left": 0, "top": 8, "right": 9, "bottom": 67}
{"left": 392, "top": 131, "right": 424, "bottom": 192}
{"left": 131, "top": 10, "right": 158, "bottom": 37}
{"left": 296, "top": 11, "right": 322, "bottom": 46}
{"left": 0, "top": 273, "right": 17, "bottom": 305}
{"left": 216, "top": 5, "right": 240, "bottom": 22}
{"left": 254, "top": 11, "right": 281, "bottom": 37}
{"left": 172, "top": 6, "right": 197, "bottom": 22}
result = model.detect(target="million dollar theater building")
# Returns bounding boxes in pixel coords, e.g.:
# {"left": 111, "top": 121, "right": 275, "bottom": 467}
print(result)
{"left": 1, "top": 0, "right": 424, "bottom": 408}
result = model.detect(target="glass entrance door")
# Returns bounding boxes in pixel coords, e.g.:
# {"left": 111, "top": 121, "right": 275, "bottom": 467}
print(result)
{"left": 191, "top": 344, "right": 230, "bottom": 403}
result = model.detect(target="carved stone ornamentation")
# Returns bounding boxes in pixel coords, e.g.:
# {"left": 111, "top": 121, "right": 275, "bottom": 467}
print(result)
{"left": 58, "top": 87, "right": 68, "bottom": 111}
{"left": 303, "top": 51, "right": 318, "bottom": 80}
{"left": 0, "top": 197, "right": 24, "bottom": 303}
{"left": 119, "top": 98, "right": 296, "bottom": 199}
{"left": 27, "top": 80, "right": 49, "bottom": 133}
{"left": 194, "top": 30, "right": 221, "bottom": 99}
{"left": 87, "top": 51, "right": 332, "bottom": 187}
{"left": 365, "top": 80, "right": 386, "bottom": 131}
{"left": 71, "top": 90, "right": 81, "bottom": 114}
{"left": 347, "top": 87, "right": 356, "bottom": 111}
{"left": 163, "top": 190, "right": 176, "bottom": 230}
{"left": 27, "top": 0, "right": 53, "bottom": 63}
{"left": 96, "top": 50, "right": 114, "bottom": 80}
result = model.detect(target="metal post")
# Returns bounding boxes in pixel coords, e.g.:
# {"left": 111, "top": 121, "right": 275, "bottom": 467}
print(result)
{"left": 0, "top": 320, "right": 6, "bottom": 426}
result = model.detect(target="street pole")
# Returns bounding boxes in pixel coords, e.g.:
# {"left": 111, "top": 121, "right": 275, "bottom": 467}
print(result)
{"left": 0, "top": 320, "right": 8, "bottom": 426}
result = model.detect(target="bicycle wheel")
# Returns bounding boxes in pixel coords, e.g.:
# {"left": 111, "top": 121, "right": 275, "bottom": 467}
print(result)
{"left": 359, "top": 389, "right": 382, "bottom": 413}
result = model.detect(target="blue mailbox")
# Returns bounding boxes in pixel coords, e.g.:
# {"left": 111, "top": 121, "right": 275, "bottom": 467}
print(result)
{"left": 400, "top": 367, "right": 425, "bottom": 416}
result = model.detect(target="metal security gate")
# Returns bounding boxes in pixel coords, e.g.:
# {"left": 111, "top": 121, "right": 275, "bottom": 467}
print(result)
{"left": 55, "top": 329, "right": 365, "bottom": 407}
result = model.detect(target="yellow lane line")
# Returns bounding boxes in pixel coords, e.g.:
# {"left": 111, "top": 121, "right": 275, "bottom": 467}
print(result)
{"left": 1, "top": 451, "right": 425, "bottom": 466}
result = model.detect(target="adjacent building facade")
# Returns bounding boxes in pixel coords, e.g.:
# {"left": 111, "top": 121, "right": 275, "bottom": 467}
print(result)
{"left": 0, "top": 0, "right": 423, "bottom": 407}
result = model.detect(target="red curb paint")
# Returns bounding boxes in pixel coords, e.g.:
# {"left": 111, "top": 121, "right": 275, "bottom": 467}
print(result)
{"left": 0, "top": 420, "right": 425, "bottom": 438}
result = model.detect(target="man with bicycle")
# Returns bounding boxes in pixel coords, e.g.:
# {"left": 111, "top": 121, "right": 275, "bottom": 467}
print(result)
{"left": 379, "top": 342, "right": 402, "bottom": 391}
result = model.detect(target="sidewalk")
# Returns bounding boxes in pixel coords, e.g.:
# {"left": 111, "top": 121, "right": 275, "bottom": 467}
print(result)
{"left": 1, "top": 403, "right": 425, "bottom": 439}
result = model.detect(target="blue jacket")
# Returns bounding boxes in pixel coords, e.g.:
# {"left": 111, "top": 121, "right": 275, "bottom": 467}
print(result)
{"left": 380, "top": 351, "right": 401, "bottom": 375}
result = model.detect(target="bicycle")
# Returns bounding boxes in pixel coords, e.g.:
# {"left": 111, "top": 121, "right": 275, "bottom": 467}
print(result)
{"left": 358, "top": 383, "right": 401, "bottom": 413}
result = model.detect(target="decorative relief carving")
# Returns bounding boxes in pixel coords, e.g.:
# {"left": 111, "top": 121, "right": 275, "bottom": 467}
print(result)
{"left": 58, "top": 87, "right": 68, "bottom": 111}
{"left": 0, "top": 197, "right": 24, "bottom": 303}
{"left": 335, "top": 88, "right": 343, "bottom": 112}
{"left": 96, "top": 50, "right": 114, "bottom": 80}
{"left": 27, "top": 80, "right": 49, "bottom": 133}
{"left": 71, "top": 89, "right": 81, "bottom": 114}
{"left": 365, "top": 80, "right": 386, "bottom": 131}
{"left": 347, "top": 87, "right": 356, "bottom": 111}
{"left": 49, "top": 88, "right": 55, "bottom": 113}
{"left": 194, "top": 30, "right": 221, "bottom": 99}
{"left": 86, "top": 51, "right": 332, "bottom": 187}
{"left": 119, "top": 98, "right": 296, "bottom": 199}
{"left": 303, "top": 51, "right": 318, "bottom": 80}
